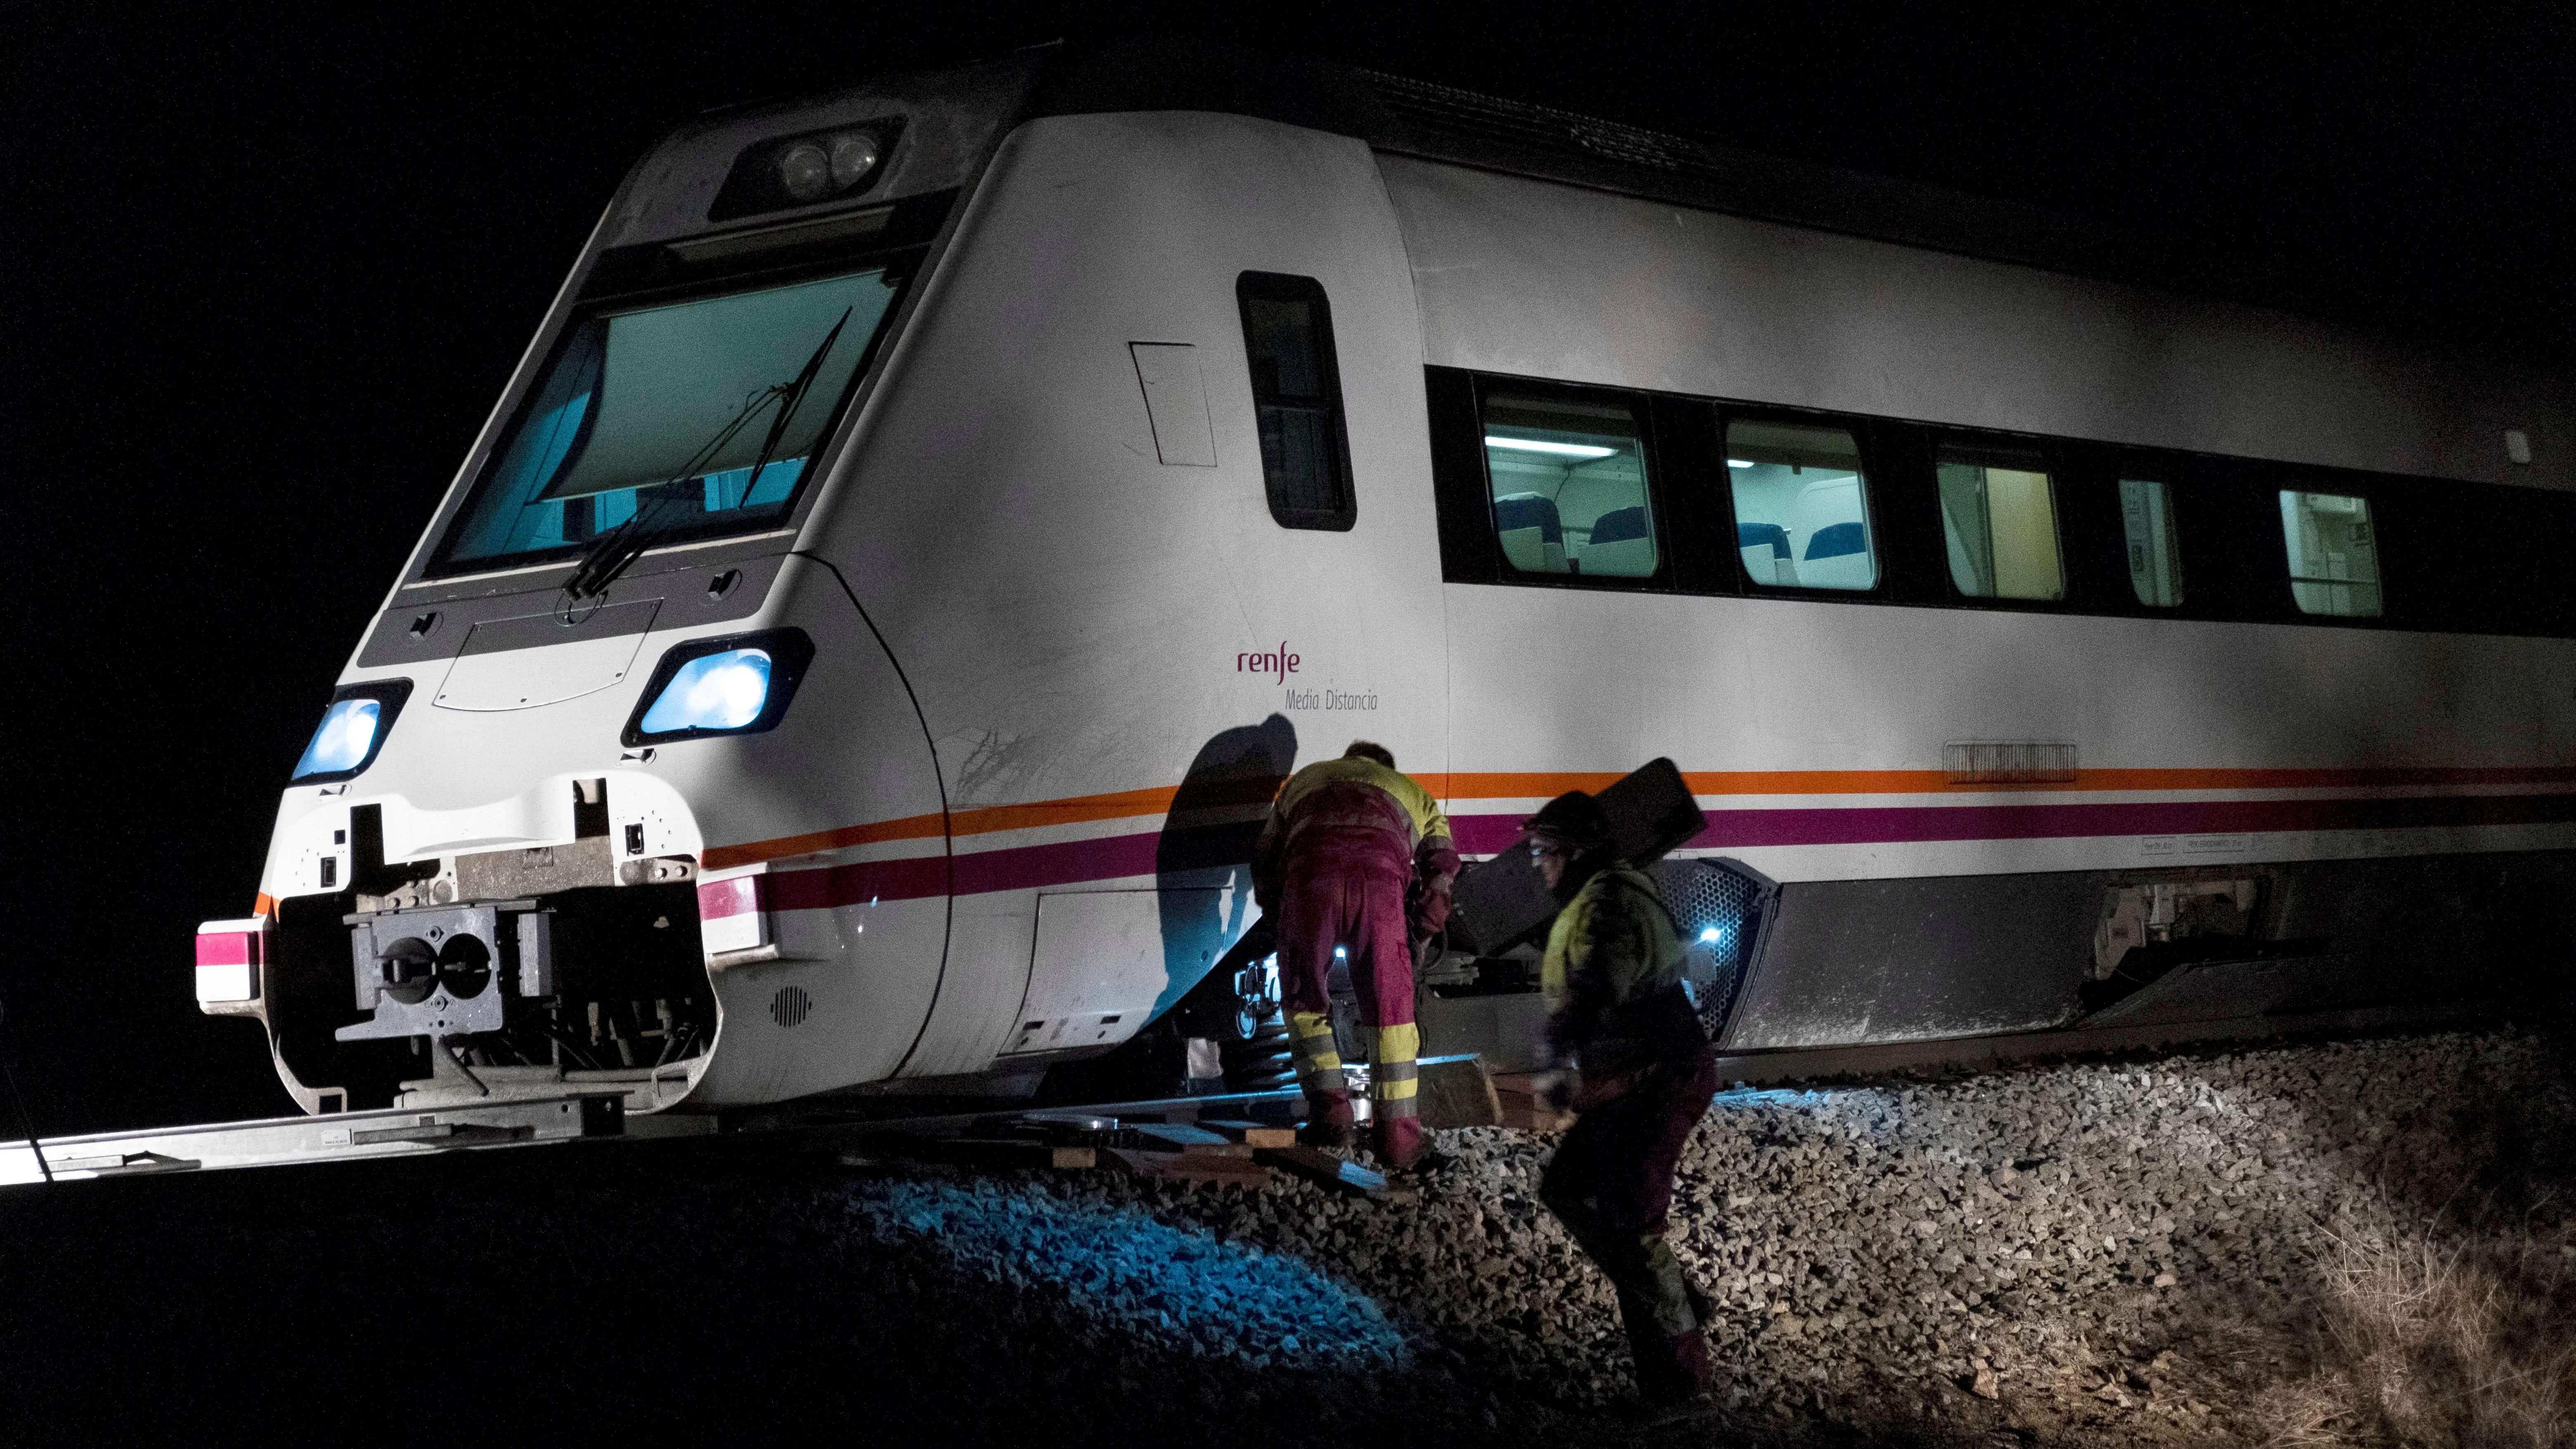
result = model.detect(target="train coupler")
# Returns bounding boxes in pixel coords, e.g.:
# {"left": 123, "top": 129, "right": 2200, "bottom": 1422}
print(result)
{"left": 336, "top": 901, "right": 552, "bottom": 1043}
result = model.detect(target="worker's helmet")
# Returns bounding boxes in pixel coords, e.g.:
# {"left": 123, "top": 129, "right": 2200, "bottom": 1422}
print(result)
{"left": 1522, "top": 790, "right": 1611, "bottom": 850}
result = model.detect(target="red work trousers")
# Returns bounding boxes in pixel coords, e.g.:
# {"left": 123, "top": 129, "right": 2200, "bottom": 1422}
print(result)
{"left": 1277, "top": 853, "right": 1419, "bottom": 1156}
{"left": 1277, "top": 859, "right": 1414, "bottom": 1029}
{"left": 1541, "top": 1046, "right": 1723, "bottom": 1401}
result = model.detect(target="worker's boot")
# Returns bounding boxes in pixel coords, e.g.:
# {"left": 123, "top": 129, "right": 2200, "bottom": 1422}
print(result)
{"left": 1634, "top": 1326, "right": 1714, "bottom": 1406}
{"left": 1624, "top": 1262, "right": 1715, "bottom": 1409}
{"left": 1373, "top": 1113, "right": 1425, "bottom": 1171}
{"left": 1299, "top": 1092, "right": 1356, "bottom": 1148}
{"left": 1289, "top": 1010, "right": 1354, "bottom": 1147}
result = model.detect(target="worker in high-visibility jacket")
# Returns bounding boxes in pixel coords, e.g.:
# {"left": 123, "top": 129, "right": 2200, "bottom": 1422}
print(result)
{"left": 1251, "top": 741, "right": 1458, "bottom": 1169}
{"left": 1524, "top": 789, "right": 1721, "bottom": 1406}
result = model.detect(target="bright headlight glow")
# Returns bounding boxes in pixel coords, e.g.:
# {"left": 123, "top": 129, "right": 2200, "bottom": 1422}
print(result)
{"left": 294, "top": 699, "right": 382, "bottom": 780}
{"left": 639, "top": 648, "right": 774, "bottom": 734}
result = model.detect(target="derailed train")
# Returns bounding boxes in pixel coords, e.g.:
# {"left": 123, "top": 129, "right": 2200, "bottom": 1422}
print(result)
{"left": 194, "top": 40, "right": 2576, "bottom": 1117}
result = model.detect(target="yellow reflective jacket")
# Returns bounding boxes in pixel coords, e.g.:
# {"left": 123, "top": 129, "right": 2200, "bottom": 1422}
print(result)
{"left": 1266, "top": 756, "right": 1450, "bottom": 846}
{"left": 1250, "top": 757, "right": 1459, "bottom": 928}
{"left": 1541, "top": 864, "right": 1699, "bottom": 1077}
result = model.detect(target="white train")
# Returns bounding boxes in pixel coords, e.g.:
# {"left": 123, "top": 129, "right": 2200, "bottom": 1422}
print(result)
{"left": 194, "top": 41, "right": 2576, "bottom": 1116}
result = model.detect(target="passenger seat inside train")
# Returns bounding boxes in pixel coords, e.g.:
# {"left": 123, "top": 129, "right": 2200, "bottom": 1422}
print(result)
{"left": 1481, "top": 391, "right": 1660, "bottom": 578}
{"left": 1726, "top": 419, "right": 1878, "bottom": 591}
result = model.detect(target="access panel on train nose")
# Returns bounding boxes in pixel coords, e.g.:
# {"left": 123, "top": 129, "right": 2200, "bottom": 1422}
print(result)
{"left": 433, "top": 601, "right": 663, "bottom": 711}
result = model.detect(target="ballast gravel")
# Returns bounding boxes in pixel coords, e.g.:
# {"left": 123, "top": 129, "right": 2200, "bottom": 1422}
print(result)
{"left": 4, "top": 1028, "right": 2570, "bottom": 1447}
{"left": 1024, "top": 1027, "right": 2576, "bottom": 1445}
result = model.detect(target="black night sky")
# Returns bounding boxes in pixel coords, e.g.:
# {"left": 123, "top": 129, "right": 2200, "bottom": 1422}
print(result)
{"left": 6, "top": 3, "right": 2574, "bottom": 1137}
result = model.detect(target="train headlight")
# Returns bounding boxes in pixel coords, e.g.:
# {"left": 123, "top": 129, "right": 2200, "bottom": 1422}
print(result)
{"left": 827, "top": 132, "right": 880, "bottom": 190}
{"left": 623, "top": 628, "right": 814, "bottom": 746}
{"left": 645, "top": 650, "right": 771, "bottom": 732}
{"left": 304, "top": 700, "right": 381, "bottom": 771}
{"left": 776, "top": 142, "right": 833, "bottom": 203}
{"left": 290, "top": 680, "right": 412, "bottom": 784}
{"left": 711, "top": 123, "right": 897, "bottom": 221}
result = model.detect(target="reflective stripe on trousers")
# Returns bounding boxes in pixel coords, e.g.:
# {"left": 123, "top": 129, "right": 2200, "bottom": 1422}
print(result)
{"left": 1290, "top": 1009, "right": 1347, "bottom": 1094}
{"left": 1372, "top": 1020, "right": 1419, "bottom": 1120}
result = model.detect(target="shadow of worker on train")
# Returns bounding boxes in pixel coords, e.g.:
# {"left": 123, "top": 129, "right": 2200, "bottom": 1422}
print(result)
{"left": 1250, "top": 741, "right": 1458, "bottom": 1168}
{"left": 1525, "top": 788, "right": 1722, "bottom": 1409}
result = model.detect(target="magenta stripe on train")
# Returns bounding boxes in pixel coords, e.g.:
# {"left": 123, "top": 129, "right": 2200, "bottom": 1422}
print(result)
{"left": 1455, "top": 790, "right": 2576, "bottom": 854}
{"left": 754, "top": 791, "right": 2576, "bottom": 909}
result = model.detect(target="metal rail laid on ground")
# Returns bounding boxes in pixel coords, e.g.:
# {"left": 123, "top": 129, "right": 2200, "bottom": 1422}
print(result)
{"left": 0, "top": 1072, "right": 1354, "bottom": 1190}
{"left": 0, "top": 1049, "right": 1548, "bottom": 1190}
{"left": 0, "top": 1094, "right": 629, "bottom": 1186}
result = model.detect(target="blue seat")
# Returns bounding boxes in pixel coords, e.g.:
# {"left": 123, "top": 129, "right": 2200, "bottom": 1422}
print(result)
{"left": 1492, "top": 492, "right": 1563, "bottom": 543}
{"left": 1737, "top": 522, "right": 1791, "bottom": 559}
{"left": 1588, "top": 506, "right": 1649, "bottom": 545}
{"left": 1805, "top": 521, "right": 1869, "bottom": 560}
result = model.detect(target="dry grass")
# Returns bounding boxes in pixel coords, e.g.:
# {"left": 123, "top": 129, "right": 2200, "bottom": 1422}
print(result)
{"left": 2253, "top": 1371, "right": 2362, "bottom": 1447}
{"left": 2255, "top": 1224, "right": 2576, "bottom": 1448}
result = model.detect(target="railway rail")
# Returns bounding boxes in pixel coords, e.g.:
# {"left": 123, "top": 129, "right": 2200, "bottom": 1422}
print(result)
{"left": 0, "top": 989, "right": 2448, "bottom": 1191}
{"left": 0, "top": 1067, "right": 1337, "bottom": 1191}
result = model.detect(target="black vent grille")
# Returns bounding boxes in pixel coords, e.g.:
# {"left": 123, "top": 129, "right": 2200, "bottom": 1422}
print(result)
{"left": 1651, "top": 857, "right": 1776, "bottom": 1039}
{"left": 1364, "top": 71, "right": 1729, "bottom": 181}
{"left": 769, "top": 985, "right": 812, "bottom": 1028}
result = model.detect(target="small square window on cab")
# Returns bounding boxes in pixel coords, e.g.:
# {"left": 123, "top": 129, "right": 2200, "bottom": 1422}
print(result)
{"left": 1237, "top": 273, "right": 1356, "bottom": 531}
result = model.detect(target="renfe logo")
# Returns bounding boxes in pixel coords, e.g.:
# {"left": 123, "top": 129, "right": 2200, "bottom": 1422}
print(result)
{"left": 1238, "top": 642, "right": 1300, "bottom": 683}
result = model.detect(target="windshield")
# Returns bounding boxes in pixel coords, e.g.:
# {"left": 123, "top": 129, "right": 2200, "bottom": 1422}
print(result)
{"left": 432, "top": 265, "right": 905, "bottom": 575}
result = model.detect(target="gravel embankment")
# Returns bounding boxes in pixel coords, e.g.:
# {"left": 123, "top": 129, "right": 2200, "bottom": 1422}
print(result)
{"left": 1047, "top": 1027, "right": 2576, "bottom": 1444}
{"left": 5, "top": 1028, "right": 2571, "bottom": 1447}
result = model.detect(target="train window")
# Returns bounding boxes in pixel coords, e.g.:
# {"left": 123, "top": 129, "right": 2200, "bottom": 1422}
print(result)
{"left": 1938, "top": 449, "right": 2065, "bottom": 600}
{"left": 433, "top": 266, "right": 904, "bottom": 576}
{"left": 1482, "top": 392, "right": 1658, "bottom": 578}
{"left": 1237, "top": 273, "right": 1356, "bottom": 531}
{"left": 2119, "top": 479, "right": 2185, "bottom": 606}
{"left": 1725, "top": 419, "right": 1875, "bottom": 589}
{"left": 2280, "top": 490, "right": 2383, "bottom": 616}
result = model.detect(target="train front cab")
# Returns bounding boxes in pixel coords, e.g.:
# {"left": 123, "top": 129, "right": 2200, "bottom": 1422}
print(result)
{"left": 189, "top": 79, "right": 1009, "bottom": 1115}
{"left": 199, "top": 564, "right": 953, "bottom": 1116}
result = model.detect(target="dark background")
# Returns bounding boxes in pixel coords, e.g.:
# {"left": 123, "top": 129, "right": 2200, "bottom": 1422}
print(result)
{"left": 5, "top": 2, "right": 2572, "bottom": 1138}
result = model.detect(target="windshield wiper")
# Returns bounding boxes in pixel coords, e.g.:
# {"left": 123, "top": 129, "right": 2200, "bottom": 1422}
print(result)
{"left": 562, "top": 306, "right": 855, "bottom": 601}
